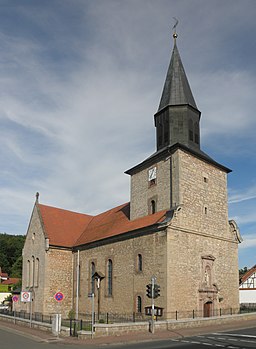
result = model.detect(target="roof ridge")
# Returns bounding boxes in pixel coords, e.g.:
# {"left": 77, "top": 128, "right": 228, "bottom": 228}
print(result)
{"left": 38, "top": 203, "right": 94, "bottom": 218}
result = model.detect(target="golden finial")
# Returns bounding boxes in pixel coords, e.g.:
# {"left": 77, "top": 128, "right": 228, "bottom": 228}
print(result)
{"left": 172, "top": 17, "right": 179, "bottom": 42}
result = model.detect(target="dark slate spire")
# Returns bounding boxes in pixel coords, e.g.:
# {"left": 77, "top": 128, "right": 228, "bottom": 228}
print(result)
{"left": 158, "top": 34, "right": 197, "bottom": 112}
{"left": 154, "top": 32, "right": 201, "bottom": 152}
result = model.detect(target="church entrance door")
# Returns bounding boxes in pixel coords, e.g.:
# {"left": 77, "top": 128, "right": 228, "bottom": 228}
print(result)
{"left": 203, "top": 301, "right": 212, "bottom": 317}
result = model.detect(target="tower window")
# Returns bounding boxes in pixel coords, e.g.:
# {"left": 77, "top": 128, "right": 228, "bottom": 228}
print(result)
{"left": 189, "top": 119, "right": 193, "bottom": 141}
{"left": 151, "top": 200, "right": 156, "bottom": 214}
{"left": 204, "top": 206, "right": 208, "bottom": 215}
{"left": 138, "top": 254, "right": 143, "bottom": 272}
{"left": 194, "top": 122, "right": 199, "bottom": 144}
{"left": 163, "top": 113, "right": 169, "bottom": 144}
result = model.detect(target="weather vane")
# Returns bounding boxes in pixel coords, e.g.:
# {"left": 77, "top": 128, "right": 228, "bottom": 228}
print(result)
{"left": 172, "top": 17, "right": 179, "bottom": 39}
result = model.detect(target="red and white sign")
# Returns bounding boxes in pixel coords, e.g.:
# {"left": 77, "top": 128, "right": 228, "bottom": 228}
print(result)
{"left": 21, "top": 291, "right": 31, "bottom": 302}
{"left": 54, "top": 292, "right": 64, "bottom": 302}
{"left": 12, "top": 295, "right": 19, "bottom": 303}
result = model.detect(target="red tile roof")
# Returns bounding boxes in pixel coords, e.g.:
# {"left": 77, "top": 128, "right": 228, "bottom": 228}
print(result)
{"left": 1, "top": 278, "right": 20, "bottom": 285}
{"left": 240, "top": 265, "right": 256, "bottom": 284}
{"left": 38, "top": 204, "right": 93, "bottom": 248}
{"left": 0, "top": 273, "right": 8, "bottom": 278}
{"left": 38, "top": 202, "right": 167, "bottom": 248}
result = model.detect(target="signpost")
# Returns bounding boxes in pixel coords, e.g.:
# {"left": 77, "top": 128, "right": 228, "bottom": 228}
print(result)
{"left": 151, "top": 277, "right": 156, "bottom": 334}
{"left": 12, "top": 295, "right": 19, "bottom": 324}
{"left": 54, "top": 292, "right": 64, "bottom": 302}
{"left": 88, "top": 292, "right": 95, "bottom": 338}
{"left": 21, "top": 291, "right": 32, "bottom": 327}
{"left": 146, "top": 277, "right": 161, "bottom": 333}
{"left": 53, "top": 292, "right": 64, "bottom": 337}
{"left": 12, "top": 295, "right": 19, "bottom": 303}
{"left": 21, "top": 291, "right": 31, "bottom": 302}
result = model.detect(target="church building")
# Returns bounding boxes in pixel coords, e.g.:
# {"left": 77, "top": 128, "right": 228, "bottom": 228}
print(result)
{"left": 21, "top": 31, "right": 242, "bottom": 320}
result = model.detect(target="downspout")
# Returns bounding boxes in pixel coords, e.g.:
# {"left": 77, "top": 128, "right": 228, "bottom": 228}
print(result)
{"left": 75, "top": 250, "right": 80, "bottom": 319}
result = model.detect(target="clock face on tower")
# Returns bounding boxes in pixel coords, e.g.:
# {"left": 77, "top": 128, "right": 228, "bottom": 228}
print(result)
{"left": 148, "top": 166, "right": 157, "bottom": 181}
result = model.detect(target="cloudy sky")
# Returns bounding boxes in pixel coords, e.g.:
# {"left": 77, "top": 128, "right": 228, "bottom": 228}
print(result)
{"left": 0, "top": 0, "right": 255, "bottom": 269}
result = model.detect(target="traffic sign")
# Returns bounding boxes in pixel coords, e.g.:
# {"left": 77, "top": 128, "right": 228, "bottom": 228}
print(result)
{"left": 21, "top": 291, "right": 31, "bottom": 302}
{"left": 12, "top": 295, "right": 19, "bottom": 303}
{"left": 54, "top": 292, "right": 64, "bottom": 302}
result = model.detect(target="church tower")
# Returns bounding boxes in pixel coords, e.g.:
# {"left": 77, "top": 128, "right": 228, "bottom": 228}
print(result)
{"left": 126, "top": 31, "right": 230, "bottom": 221}
{"left": 126, "top": 30, "right": 240, "bottom": 315}
{"left": 155, "top": 33, "right": 201, "bottom": 152}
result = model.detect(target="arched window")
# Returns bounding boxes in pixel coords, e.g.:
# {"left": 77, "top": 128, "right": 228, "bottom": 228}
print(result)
{"left": 107, "top": 259, "right": 113, "bottom": 296}
{"left": 35, "top": 258, "right": 39, "bottom": 287}
{"left": 163, "top": 112, "right": 169, "bottom": 145}
{"left": 138, "top": 254, "right": 143, "bottom": 272}
{"left": 194, "top": 122, "right": 199, "bottom": 144}
{"left": 31, "top": 256, "right": 35, "bottom": 287}
{"left": 137, "top": 296, "right": 142, "bottom": 313}
{"left": 151, "top": 200, "right": 156, "bottom": 214}
{"left": 27, "top": 260, "right": 30, "bottom": 287}
{"left": 91, "top": 262, "right": 95, "bottom": 293}
{"left": 189, "top": 119, "right": 193, "bottom": 141}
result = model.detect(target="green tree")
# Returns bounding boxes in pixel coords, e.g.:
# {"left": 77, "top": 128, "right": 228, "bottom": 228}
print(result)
{"left": 10, "top": 256, "right": 23, "bottom": 278}
{"left": 0, "top": 233, "right": 25, "bottom": 276}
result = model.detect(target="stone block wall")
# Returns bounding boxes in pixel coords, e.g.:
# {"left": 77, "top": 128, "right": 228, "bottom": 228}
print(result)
{"left": 75, "top": 229, "right": 167, "bottom": 317}
{"left": 130, "top": 158, "right": 171, "bottom": 220}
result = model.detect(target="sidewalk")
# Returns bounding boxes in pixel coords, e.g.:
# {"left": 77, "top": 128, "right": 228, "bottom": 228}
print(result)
{"left": 1, "top": 317, "right": 256, "bottom": 346}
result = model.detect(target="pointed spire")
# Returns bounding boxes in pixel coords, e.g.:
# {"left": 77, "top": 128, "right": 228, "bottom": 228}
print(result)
{"left": 158, "top": 30, "right": 197, "bottom": 112}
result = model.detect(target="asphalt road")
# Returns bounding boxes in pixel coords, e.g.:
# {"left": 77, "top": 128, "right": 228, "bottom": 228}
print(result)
{"left": 1, "top": 326, "right": 256, "bottom": 349}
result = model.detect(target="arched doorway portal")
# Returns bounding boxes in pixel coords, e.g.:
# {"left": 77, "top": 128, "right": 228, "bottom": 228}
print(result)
{"left": 204, "top": 301, "right": 212, "bottom": 317}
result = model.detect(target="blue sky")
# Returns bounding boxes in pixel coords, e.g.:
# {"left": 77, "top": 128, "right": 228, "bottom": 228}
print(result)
{"left": 0, "top": 0, "right": 255, "bottom": 269}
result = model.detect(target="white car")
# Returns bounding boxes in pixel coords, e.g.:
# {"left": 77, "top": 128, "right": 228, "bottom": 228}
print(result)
{"left": 0, "top": 303, "right": 9, "bottom": 310}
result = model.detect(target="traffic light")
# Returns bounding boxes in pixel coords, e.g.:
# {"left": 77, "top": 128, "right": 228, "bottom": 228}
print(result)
{"left": 146, "top": 283, "right": 152, "bottom": 298}
{"left": 154, "top": 284, "right": 160, "bottom": 299}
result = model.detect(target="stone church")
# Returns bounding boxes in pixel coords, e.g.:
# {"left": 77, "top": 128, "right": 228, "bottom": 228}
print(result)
{"left": 21, "top": 32, "right": 242, "bottom": 320}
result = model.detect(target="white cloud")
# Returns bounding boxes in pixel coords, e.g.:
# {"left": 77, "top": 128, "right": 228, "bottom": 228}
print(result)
{"left": 0, "top": 0, "right": 255, "bottom": 254}
{"left": 239, "top": 235, "right": 256, "bottom": 249}
{"left": 229, "top": 186, "right": 256, "bottom": 204}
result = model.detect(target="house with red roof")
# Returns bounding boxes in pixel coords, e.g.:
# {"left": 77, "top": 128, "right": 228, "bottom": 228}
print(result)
{"left": 21, "top": 31, "right": 242, "bottom": 319}
{"left": 0, "top": 269, "right": 20, "bottom": 304}
{"left": 239, "top": 265, "right": 256, "bottom": 306}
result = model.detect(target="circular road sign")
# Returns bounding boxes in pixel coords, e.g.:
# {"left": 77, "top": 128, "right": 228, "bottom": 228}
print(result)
{"left": 54, "top": 292, "right": 64, "bottom": 302}
{"left": 22, "top": 291, "right": 31, "bottom": 302}
{"left": 12, "top": 295, "right": 19, "bottom": 303}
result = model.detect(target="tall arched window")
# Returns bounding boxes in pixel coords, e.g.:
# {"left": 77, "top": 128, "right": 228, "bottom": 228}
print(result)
{"left": 151, "top": 200, "right": 156, "bottom": 214}
{"left": 91, "top": 262, "right": 95, "bottom": 293}
{"left": 137, "top": 296, "right": 142, "bottom": 313}
{"left": 27, "top": 260, "right": 30, "bottom": 287}
{"left": 189, "top": 119, "right": 193, "bottom": 141}
{"left": 194, "top": 122, "right": 199, "bottom": 144}
{"left": 31, "top": 256, "right": 35, "bottom": 287}
{"left": 35, "top": 258, "right": 39, "bottom": 287}
{"left": 138, "top": 254, "right": 143, "bottom": 272}
{"left": 107, "top": 259, "right": 113, "bottom": 296}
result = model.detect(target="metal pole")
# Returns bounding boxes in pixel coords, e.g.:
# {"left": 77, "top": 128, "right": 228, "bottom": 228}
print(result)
{"left": 75, "top": 250, "right": 80, "bottom": 320}
{"left": 98, "top": 283, "right": 100, "bottom": 321}
{"left": 91, "top": 293, "right": 95, "bottom": 338}
{"left": 29, "top": 296, "right": 32, "bottom": 328}
{"left": 151, "top": 276, "right": 155, "bottom": 334}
